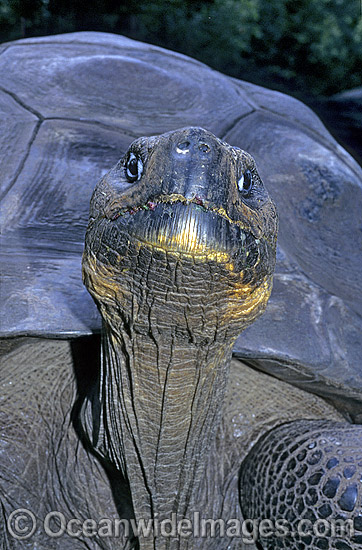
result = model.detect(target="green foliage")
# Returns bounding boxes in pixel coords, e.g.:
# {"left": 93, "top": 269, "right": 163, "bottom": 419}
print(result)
{"left": 134, "top": 0, "right": 260, "bottom": 76}
{"left": 254, "top": 0, "right": 362, "bottom": 95}
{"left": 0, "top": 0, "right": 361, "bottom": 97}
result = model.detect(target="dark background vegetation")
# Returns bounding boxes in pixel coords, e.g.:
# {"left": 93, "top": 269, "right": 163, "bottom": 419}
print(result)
{"left": 1, "top": 0, "right": 361, "bottom": 161}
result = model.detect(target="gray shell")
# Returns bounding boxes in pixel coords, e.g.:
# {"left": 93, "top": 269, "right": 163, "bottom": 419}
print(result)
{"left": 0, "top": 32, "right": 361, "bottom": 419}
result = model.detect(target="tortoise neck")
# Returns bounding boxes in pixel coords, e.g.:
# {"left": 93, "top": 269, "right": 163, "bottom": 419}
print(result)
{"left": 90, "top": 321, "right": 233, "bottom": 543}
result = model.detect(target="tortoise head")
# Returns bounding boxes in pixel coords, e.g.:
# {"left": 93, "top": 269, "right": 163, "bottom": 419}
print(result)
{"left": 82, "top": 127, "right": 278, "bottom": 341}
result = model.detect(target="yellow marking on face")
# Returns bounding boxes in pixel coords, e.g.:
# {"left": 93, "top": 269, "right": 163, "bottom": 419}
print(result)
{"left": 152, "top": 233, "right": 232, "bottom": 263}
{"left": 151, "top": 218, "right": 233, "bottom": 264}
{"left": 82, "top": 253, "right": 122, "bottom": 305}
{"left": 159, "top": 193, "right": 187, "bottom": 204}
{"left": 224, "top": 277, "right": 272, "bottom": 323}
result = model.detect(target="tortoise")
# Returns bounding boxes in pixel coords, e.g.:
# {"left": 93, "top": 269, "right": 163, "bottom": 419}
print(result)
{"left": 0, "top": 31, "right": 361, "bottom": 550}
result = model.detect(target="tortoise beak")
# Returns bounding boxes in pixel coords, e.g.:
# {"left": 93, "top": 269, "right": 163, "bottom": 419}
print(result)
{"left": 109, "top": 198, "right": 262, "bottom": 274}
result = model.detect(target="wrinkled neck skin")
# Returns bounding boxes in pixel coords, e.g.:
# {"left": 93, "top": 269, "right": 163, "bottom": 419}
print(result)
{"left": 81, "top": 230, "right": 273, "bottom": 549}
{"left": 81, "top": 313, "right": 234, "bottom": 549}
{"left": 80, "top": 127, "right": 278, "bottom": 549}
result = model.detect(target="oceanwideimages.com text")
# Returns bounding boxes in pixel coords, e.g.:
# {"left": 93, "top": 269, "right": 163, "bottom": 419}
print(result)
{"left": 7, "top": 509, "right": 355, "bottom": 543}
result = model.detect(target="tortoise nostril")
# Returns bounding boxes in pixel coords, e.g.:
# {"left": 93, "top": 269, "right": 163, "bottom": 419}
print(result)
{"left": 176, "top": 141, "right": 190, "bottom": 154}
{"left": 199, "top": 142, "right": 210, "bottom": 153}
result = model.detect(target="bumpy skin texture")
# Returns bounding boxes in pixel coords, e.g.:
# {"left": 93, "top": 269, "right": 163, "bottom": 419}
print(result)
{"left": 0, "top": 338, "right": 127, "bottom": 550}
{"left": 240, "top": 421, "right": 362, "bottom": 549}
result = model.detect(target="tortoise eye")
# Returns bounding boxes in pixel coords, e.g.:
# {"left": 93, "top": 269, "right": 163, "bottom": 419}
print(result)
{"left": 126, "top": 152, "right": 143, "bottom": 182}
{"left": 237, "top": 169, "right": 253, "bottom": 196}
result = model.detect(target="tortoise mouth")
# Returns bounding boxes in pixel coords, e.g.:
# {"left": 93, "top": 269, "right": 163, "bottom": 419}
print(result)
{"left": 108, "top": 196, "right": 261, "bottom": 269}
{"left": 109, "top": 193, "right": 246, "bottom": 228}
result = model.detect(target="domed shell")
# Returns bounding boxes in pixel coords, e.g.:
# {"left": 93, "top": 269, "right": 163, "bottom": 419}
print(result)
{"left": 0, "top": 32, "right": 361, "bottom": 420}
